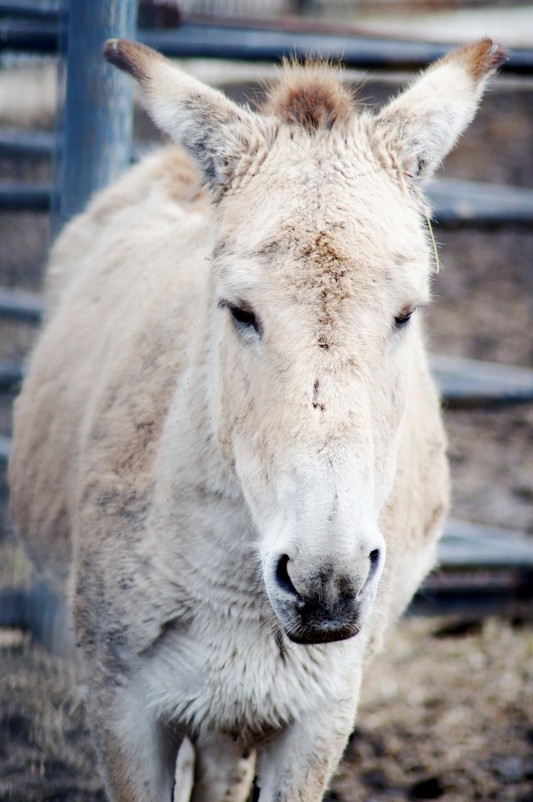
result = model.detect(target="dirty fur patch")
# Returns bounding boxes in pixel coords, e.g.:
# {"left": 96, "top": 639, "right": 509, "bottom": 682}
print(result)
{"left": 264, "top": 61, "right": 355, "bottom": 133}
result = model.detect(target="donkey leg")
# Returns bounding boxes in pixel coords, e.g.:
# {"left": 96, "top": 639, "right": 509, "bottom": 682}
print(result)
{"left": 255, "top": 691, "right": 360, "bottom": 802}
{"left": 85, "top": 678, "right": 179, "bottom": 802}
{"left": 191, "top": 733, "right": 256, "bottom": 802}
{"left": 173, "top": 737, "right": 195, "bottom": 802}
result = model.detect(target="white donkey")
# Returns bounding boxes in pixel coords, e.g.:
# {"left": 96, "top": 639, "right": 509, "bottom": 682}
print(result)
{"left": 9, "top": 38, "right": 504, "bottom": 802}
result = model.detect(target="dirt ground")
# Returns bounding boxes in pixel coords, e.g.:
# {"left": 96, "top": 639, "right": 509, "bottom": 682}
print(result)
{"left": 0, "top": 65, "right": 532, "bottom": 801}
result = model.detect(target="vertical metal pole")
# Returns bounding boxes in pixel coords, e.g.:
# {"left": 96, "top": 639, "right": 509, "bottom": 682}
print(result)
{"left": 58, "top": 0, "right": 137, "bottom": 230}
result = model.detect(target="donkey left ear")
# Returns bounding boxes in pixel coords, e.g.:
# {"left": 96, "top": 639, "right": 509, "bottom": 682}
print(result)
{"left": 375, "top": 39, "right": 506, "bottom": 186}
{"left": 104, "top": 39, "right": 264, "bottom": 200}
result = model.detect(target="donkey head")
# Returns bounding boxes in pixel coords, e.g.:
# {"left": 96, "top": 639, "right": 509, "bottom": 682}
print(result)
{"left": 106, "top": 39, "right": 504, "bottom": 644}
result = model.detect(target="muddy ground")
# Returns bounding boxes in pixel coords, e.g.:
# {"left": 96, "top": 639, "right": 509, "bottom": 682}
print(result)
{"left": 0, "top": 67, "right": 532, "bottom": 801}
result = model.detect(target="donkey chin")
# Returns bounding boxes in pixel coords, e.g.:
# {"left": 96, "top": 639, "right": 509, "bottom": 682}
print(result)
{"left": 265, "top": 549, "right": 384, "bottom": 645}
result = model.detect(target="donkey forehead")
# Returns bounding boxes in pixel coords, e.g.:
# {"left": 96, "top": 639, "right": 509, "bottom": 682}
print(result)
{"left": 215, "top": 155, "right": 431, "bottom": 305}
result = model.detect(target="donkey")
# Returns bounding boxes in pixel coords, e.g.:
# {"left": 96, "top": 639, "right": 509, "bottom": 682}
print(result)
{"left": 9, "top": 38, "right": 504, "bottom": 802}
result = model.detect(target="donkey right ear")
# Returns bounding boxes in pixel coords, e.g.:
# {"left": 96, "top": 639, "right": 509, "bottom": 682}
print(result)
{"left": 374, "top": 39, "right": 506, "bottom": 187}
{"left": 104, "top": 39, "right": 264, "bottom": 200}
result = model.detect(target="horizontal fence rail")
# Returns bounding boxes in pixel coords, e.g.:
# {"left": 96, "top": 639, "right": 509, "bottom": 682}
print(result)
{"left": 431, "top": 355, "right": 533, "bottom": 408}
{"left": 0, "top": 0, "right": 60, "bottom": 19}
{"left": 410, "top": 568, "right": 533, "bottom": 617}
{"left": 0, "top": 128, "right": 56, "bottom": 157}
{"left": 1, "top": 13, "right": 533, "bottom": 74}
{"left": 429, "top": 179, "right": 533, "bottom": 227}
{"left": 438, "top": 519, "right": 533, "bottom": 569}
{"left": 141, "top": 25, "right": 533, "bottom": 75}
{"left": 0, "top": 287, "right": 43, "bottom": 321}
{"left": 0, "top": 180, "right": 53, "bottom": 210}
{"left": 0, "top": 433, "right": 10, "bottom": 462}
{"left": 410, "top": 518, "right": 533, "bottom": 615}
{"left": 0, "top": 358, "right": 23, "bottom": 392}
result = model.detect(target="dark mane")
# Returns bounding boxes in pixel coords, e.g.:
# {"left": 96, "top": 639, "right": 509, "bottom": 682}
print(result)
{"left": 264, "top": 62, "right": 355, "bottom": 132}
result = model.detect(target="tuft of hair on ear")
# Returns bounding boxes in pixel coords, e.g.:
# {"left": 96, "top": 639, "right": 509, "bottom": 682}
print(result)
{"left": 263, "top": 59, "right": 356, "bottom": 133}
{"left": 436, "top": 37, "right": 507, "bottom": 83}
{"left": 103, "top": 38, "right": 164, "bottom": 84}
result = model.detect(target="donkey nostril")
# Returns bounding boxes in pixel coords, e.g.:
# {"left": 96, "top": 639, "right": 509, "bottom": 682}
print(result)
{"left": 368, "top": 549, "right": 381, "bottom": 579}
{"left": 275, "top": 554, "right": 298, "bottom": 597}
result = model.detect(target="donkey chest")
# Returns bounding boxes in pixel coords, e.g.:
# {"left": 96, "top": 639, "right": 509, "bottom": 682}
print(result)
{"left": 143, "top": 611, "right": 352, "bottom": 740}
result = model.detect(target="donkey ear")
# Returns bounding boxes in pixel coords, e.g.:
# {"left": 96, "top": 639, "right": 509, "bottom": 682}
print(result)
{"left": 375, "top": 39, "right": 506, "bottom": 186}
{"left": 104, "top": 39, "right": 263, "bottom": 199}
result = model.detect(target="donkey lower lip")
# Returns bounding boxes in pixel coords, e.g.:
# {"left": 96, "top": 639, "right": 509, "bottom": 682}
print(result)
{"left": 285, "top": 621, "right": 361, "bottom": 645}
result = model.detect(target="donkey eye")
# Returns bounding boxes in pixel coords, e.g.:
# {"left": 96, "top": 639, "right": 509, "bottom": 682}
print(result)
{"left": 230, "top": 305, "right": 257, "bottom": 328}
{"left": 394, "top": 309, "right": 415, "bottom": 330}
{"left": 219, "top": 300, "right": 261, "bottom": 336}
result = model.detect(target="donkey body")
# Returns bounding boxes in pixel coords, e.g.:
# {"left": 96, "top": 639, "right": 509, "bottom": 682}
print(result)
{"left": 9, "top": 39, "right": 503, "bottom": 802}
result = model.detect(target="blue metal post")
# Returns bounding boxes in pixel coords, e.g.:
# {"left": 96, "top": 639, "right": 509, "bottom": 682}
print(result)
{"left": 58, "top": 0, "right": 137, "bottom": 229}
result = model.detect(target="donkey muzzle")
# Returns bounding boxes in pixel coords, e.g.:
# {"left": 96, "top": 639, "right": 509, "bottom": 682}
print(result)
{"left": 271, "top": 550, "right": 382, "bottom": 645}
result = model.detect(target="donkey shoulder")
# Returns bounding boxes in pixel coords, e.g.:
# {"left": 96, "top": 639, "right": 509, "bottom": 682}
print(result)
{"left": 9, "top": 146, "right": 211, "bottom": 590}
{"left": 46, "top": 145, "right": 208, "bottom": 314}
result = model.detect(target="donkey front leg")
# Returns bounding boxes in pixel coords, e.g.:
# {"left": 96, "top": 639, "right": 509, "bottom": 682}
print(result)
{"left": 85, "top": 674, "right": 180, "bottom": 802}
{"left": 191, "top": 733, "right": 256, "bottom": 802}
{"left": 255, "top": 687, "right": 361, "bottom": 802}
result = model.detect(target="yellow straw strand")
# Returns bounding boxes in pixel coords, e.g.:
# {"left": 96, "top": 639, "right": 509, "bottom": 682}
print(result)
{"left": 426, "top": 216, "right": 440, "bottom": 274}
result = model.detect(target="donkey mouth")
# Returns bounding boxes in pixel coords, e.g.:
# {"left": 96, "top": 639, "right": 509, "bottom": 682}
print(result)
{"left": 283, "top": 617, "right": 362, "bottom": 645}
